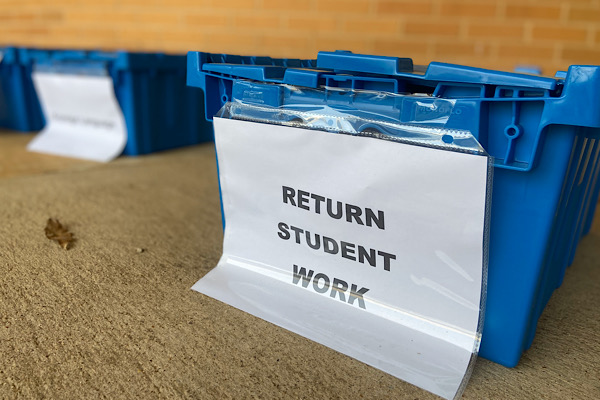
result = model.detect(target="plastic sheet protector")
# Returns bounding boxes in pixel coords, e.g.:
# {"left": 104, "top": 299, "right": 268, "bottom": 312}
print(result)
{"left": 28, "top": 71, "right": 127, "bottom": 162}
{"left": 193, "top": 100, "right": 491, "bottom": 399}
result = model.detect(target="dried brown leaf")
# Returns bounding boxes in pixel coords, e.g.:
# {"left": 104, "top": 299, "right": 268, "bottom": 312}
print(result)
{"left": 44, "top": 218, "right": 75, "bottom": 250}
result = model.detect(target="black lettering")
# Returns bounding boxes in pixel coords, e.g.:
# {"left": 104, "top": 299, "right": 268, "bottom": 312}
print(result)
{"left": 305, "top": 231, "right": 321, "bottom": 250}
{"left": 322, "top": 236, "right": 339, "bottom": 254}
{"left": 312, "top": 273, "right": 330, "bottom": 294}
{"left": 365, "top": 208, "right": 385, "bottom": 230}
{"left": 326, "top": 199, "right": 343, "bottom": 219}
{"left": 311, "top": 193, "right": 325, "bottom": 214}
{"left": 345, "top": 204, "right": 364, "bottom": 225}
{"left": 277, "top": 222, "right": 290, "bottom": 240}
{"left": 282, "top": 186, "right": 296, "bottom": 206}
{"left": 357, "top": 246, "right": 376, "bottom": 267}
{"left": 330, "top": 278, "right": 348, "bottom": 302}
{"left": 292, "top": 265, "right": 314, "bottom": 288}
{"left": 290, "top": 225, "right": 304, "bottom": 244}
{"left": 348, "top": 284, "right": 370, "bottom": 309}
{"left": 378, "top": 250, "right": 397, "bottom": 272}
{"left": 281, "top": 189, "right": 386, "bottom": 232}
{"left": 297, "top": 190, "right": 310, "bottom": 210}
{"left": 340, "top": 241, "right": 356, "bottom": 261}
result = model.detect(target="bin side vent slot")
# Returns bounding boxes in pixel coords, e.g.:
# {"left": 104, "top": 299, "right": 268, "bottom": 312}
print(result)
{"left": 520, "top": 90, "right": 546, "bottom": 98}
{"left": 577, "top": 138, "right": 595, "bottom": 186}
{"left": 494, "top": 87, "right": 547, "bottom": 98}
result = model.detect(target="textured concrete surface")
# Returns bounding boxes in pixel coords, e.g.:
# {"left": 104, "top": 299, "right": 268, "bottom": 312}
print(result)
{"left": 0, "top": 132, "right": 96, "bottom": 180}
{"left": 0, "top": 136, "right": 598, "bottom": 399}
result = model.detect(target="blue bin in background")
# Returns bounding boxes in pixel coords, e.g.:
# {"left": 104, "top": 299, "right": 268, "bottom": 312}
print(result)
{"left": 187, "top": 50, "right": 600, "bottom": 367}
{"left": 13, "top": 48, "right": 213, "bottom": 155}
{"left": 0, "top": 47, "right": 45, "bottom": 132}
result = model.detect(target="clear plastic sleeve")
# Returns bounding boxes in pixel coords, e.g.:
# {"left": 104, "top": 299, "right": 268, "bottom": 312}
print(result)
{"left": 217, "top": 80, "right": 486, "bottom": 155}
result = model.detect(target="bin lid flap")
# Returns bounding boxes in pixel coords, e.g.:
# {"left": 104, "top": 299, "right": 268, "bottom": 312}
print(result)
{"left": 317, "top": 51, "right": 558, "bottom": 91}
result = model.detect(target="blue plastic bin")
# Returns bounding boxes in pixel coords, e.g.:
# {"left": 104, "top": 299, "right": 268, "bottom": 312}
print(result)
{"left": 0, "top": 47, "right": 45, "bottom": 131}
{"left": 187, "top": 50, "right": 600, "bottom": 368}
{"left": 16, "top": 48, "right": 213, "bottom": 155}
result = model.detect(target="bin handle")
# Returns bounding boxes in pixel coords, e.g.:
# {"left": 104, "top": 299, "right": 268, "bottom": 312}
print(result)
{"left": 317, "top": 50, "right": 413, "bottom": 75}
{"left": 317, "top": 51, "right": 557, "bottom": 91}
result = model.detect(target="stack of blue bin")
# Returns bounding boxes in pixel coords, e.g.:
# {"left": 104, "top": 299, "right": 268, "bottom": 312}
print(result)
{"left": 186, "top": 50, "right": 600, "bottom": 367}
{"left": 1, "top": 47, "right": 213, "bottom": 156}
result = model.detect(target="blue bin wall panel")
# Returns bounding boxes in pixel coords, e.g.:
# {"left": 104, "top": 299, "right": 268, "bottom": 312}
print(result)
{"left": 0, "top": 47, "right": 45, "bottom": 132}
{"left": 186, "top": 50, "right": 600, "bottom": 367}
{"left": 117, "top": 69, "right": 212, "bottom": 155}
{"left": 479, "top": 125, "right": 575, "bottom": 367}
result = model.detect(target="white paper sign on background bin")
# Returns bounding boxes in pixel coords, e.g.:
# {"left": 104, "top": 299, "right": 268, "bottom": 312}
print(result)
{"left": 28, "top": 72, "right": 127, "bottom": 162}
{"left": 193, "top": 117, "right": 491, "bottom": 399}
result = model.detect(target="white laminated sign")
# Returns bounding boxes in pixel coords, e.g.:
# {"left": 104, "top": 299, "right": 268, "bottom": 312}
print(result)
{"left": 28, "top": 72, "right": 127, "bottom": 162}
{"left": 193, "top": 117, "right": 491, "bottom": 399}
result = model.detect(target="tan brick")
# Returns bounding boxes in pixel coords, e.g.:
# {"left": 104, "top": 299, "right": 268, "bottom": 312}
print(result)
{"left": 467, "top": 22, "right": 524, "bottom": 39}
{"left": 286, "top": 16, "right": 339, "bottom": 32}
{"left": 37, "top": 9, "right": 63, "bottom": 22}
{"left": 109, "top": 0, "right": 156, "bottom": 5}
{"left": 44, "top": 0, "right": 114, "bottom": 5}
{"left": 0, "top": 1, "right": 31, "bottom": 7}
{"left": 73, "top": 27, "right": 117, "bottom": 41}
{"left": 1, "top": 0, "right": 593, "bottom": 77}
{"left": 261, "top": 0, "right": 312, "bottom": 12}
{"left": 376, "top": 0, "right": 433, "bottom": 16}
{"left": 341, "top": 18, "right": 400, "bottom": 35}
{"left": 206, "top": 0, "right": 260, "bottom": 8}
{"left": 155, "top": 0, "right": 208, "bottom": 6}
{"left": 184, "top": 12, "right": 230, "bottom": 27}
{"left": 497, "top": 44, "right": 555, "bottom": 60}
{"left": 112, "top": 27, "right": 151, "bottom": 42}
{"left": 569, "top": 6, "right": 600, "bottom": 22}
{"left": 0, "top": 12, "right": 37, "bottom": 21}
{"left": 532, "top": 25, "right": 588, "bottom": 42}
{"left": 439, "top": 1, "right": 498, "bottom": 18}
{"left": 207, "top": 32, "right": 258, "bottom": 48}
{"left": 138, "top": 12, "right": 181, "bottom": 25}
{"left": 372, "top": 38, "right": 430, "bottom": 57}
{"left": 433, "top": 41, "right": 491, "bottom": 58}
{"left": 317, "top": 0, "right": 371, "bottom": 14}
{"left": 260, "top": 34, "right": 311, "bottom": 50}
{"left": 234, "top": 14, "right": 280, "bottom": 30}
{"left": 561, "top": 47, "right": 600, "bottom": 65}
{"left": 156, "top": 30, "right": 205, "bottom": 43}
{"left": 248, "top": 41, "right": 313, "bottom": 59}
{"left": 63, "top": 10, "right": 138, "bottom": 25}
{"left": 158, "top": 40, "right": 205, "bottom": 54}
{"left": 405, "top": 20, "right": 460, "bottom": 37}
{"left": 505, "top": 4, "right": 561, "bottom": 20}
{"left": 0, "top": 26, "right": 49, "bottom": 36}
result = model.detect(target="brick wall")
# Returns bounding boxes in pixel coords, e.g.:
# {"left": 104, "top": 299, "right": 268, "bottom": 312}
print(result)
{"left": 1, "top": 0, "right": 600, "bottom": 74}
